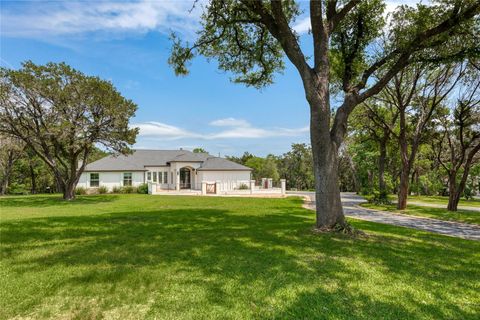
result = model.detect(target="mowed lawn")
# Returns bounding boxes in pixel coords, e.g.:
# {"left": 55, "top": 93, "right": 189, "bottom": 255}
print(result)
{"left": 1, "top": 195, "right": 479, "bottom": 319}
{"left": 408, "top": 195, "right": 480, "bottom": 208}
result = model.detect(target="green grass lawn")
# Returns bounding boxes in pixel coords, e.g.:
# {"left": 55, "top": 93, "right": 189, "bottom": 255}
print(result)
{"left": 362, "top": 202, "right": 480, "bottom": 225}
{"left": 408, "top": 195, "right": 480, "bottom": 208}
{"left": 1, "top": 194, "right": 479, "bottom": 319}
{"left": 384, "top": 194, "right": 480, "bottom": 208}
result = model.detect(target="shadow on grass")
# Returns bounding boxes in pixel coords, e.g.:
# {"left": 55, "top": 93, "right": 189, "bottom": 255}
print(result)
{"left": 1, "top": 204, "right": 479, "bottom": 319}
{"left": 0, "top": 194, "right": 119, "bottom": 208}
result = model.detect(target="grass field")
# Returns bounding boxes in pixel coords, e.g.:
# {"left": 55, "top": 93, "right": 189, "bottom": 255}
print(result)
{"left": 361, "top": 202, "right": 480, "bottom": 225}
{"left": 408, "top": 195, "right": 480, "bottom": 208}
{"left": 1, "top": 194, "right": 479, "bottom": 319}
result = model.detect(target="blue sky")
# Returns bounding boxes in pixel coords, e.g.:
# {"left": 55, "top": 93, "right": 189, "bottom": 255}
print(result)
{"left": 0, "top": 0, "right": 417, "bottom": 156}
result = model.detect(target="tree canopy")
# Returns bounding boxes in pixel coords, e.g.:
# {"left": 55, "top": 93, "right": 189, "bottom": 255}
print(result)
{"left": 0, "top": 61, "right": 138, "bottom": 199}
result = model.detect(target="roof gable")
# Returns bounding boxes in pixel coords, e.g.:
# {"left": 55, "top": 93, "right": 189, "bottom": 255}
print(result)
{"left": 83, "top": 150, "right": 251, "bottom": 172}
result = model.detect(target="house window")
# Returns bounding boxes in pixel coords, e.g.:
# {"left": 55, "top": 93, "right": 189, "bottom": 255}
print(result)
{"left": 163, "top": 172, "right": 168, "bottom": 184}
{"left": 153, "top": 172, "right": 157, "bottom": 182}
{"left": 90, "top": 173, "right": 99, "bottom": 187}
{"left": 123, "top": 173, "right": 132, "bottom": 186}
{"left": 147, "top": 172, "right": 151, "bottom": 181}
{"left": 171, "top": 172, "right": 173, "bottom": 183}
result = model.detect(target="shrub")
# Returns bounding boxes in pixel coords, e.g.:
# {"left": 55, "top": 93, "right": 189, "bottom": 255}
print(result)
{"left": 75, "top": 187, "right": 87, "bottom": 195}
{"left": 7, "top": 182, "right": 29, "bottom": 195}
{"left": 237, "top": 183, "right": 249, "bottom": 190}
{"left": 137, "top": 183, "right": 148, "bottom": 194}
{"left": 368, "top": 190, "right": 391, "bottom": 205}
{"left": 98, "top": 185, "right": 108, "bottom": 194}
{"left": 112, "top": 186, "right": 121, "bottom": 194}
{"left": 122, "top": 186, "right": 135, "bottom": 194}
{"left": 463, "top": 186, "right": 473, "bottom": 200}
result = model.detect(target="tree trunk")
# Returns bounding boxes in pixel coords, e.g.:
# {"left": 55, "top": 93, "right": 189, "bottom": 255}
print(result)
{"left": 447, "top": 155, "right": 475, "bottom": 211}
{"left": 397, "top": 169, "right": 409, "bottom": 210}
{"left": 310, "top": 102, "right": 345, "bottom": 229}
{"left": 63, "top": 183, "right": 76, "bottom": 200}
{"left": 397, "top": 108, "right": 410, "bottom": 210}
{"left": 378, "top": 139, "right": 387, "bottom": 193}
{"left": 0, "top": 151, "right": 15, "bottom": 195}
{"left": 29, "top": 162, "right": 36, "bottom": 194}
{"left": 447, "top": 173, "right": 459, "bottom": 211}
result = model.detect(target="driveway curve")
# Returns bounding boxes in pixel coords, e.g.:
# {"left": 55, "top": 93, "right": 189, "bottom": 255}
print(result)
{"left": 288, "top": 191, "right": 480, "bottom": 241}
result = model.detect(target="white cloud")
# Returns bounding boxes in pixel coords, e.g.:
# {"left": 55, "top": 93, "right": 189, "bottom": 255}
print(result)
{"left": 133, "top": 121, "right": 200, "bottom": 140}
{"left": 209, "top": 117, "right": 250, "bottom": 127}
{"left": 132, "top": 118, "right": 308, "bottom": 140}
{"left": 0, "top": 0, "right": 204, "bottom": 39}
{"left": 292, "top": 17, "right": 311, "bottom": 34}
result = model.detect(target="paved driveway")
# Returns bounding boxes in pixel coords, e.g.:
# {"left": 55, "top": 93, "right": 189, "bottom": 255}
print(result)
{"left": 288, "top": 191, "right": 480, "bottom": 241}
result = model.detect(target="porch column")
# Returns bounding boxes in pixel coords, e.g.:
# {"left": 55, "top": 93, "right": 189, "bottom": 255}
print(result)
{"left": 175, "top": 170, "right": 180, "bottom": 191}
{"left": 215, "top": 180, "right": 221, "bottom": 195}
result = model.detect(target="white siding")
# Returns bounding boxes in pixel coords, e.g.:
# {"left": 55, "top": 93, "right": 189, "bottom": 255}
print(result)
{"left": 77, "top": 171, "right": 144, "bottom": 191}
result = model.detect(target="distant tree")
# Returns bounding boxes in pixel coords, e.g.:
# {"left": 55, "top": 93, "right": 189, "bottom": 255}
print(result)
{"left": 169, "top": 0, "right": 480, "bottom": 229}
{"left": 226, "top": 152, "right": 255, "bottom": 165}
{"left": 434, "top": 73, "right": 480, "bottom": 211}
{"left": 87, "top": 146, "right": 110, "bottom": 163}
{"left": 278, "top": 143, "right": 314, "bottom": 190}
{"left": 358, "top": 100, "right": 399, "bottom": 199}
{"left": 0, "top": 61, "right": 138, "bottom": 200}
{"left": 244, "top": 155, "right": 280, "bottom": 181}
{"left": 193, "top": 147, "right": 208, "bottom": 153}
{"left": 384, "top": 64, "right": 465, "bottom": 209}
{"left": 0, "top": 135, "right": 24, "bottom": 195}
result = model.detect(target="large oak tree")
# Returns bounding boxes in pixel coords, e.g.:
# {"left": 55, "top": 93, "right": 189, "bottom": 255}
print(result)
{"left": 0, "top": 62, "right": 138, "bottom": 200}
{"left": 169, "top": 0, "right": 480, "bottom": 229}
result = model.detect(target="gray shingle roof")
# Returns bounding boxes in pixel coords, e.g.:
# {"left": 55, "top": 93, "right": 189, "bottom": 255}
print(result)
{"left": 197, "top": 157, "right": 252, "bottom": 171}
{"left": 83, "top": 150, "right": 251, "bottom": 171}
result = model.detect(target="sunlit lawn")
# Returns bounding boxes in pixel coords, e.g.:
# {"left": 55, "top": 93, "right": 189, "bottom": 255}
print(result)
{"left": 408, "top": 195, "right": 480, "bottom": 208}
{"left": 385, "top": 194, "right": 480, "bottom": 208}
{"left": 1, "top": 194, "right": 479, "bottom": 319}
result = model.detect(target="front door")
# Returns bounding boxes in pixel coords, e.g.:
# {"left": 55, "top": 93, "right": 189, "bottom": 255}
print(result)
{"left": 179, "top": 168, "right": 191, "bottom": 189}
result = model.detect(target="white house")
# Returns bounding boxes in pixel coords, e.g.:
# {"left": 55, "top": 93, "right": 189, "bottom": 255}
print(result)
{"left": 77, "top": 149, "right": 253, "bottom": 192}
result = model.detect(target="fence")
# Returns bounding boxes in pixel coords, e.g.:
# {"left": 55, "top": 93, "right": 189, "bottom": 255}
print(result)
{"left": 148, "top": 179, "right": 286, "bottom": 196}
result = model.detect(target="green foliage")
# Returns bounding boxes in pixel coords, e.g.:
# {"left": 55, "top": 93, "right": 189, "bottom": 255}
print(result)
{"left": 111, "top": 186, "right": 122, "bottom": 194}
{"left": 245, "top": 155, "right": 280, "bottom": 182}
{"left": 75, "top": 187, "right": 87, "bottom": 195}
{"left": 278, "top": 143, "right": 314, "bottom": 191}
{"left": 330, "top": 0, "right": 386, "bottom": 88}
{"left": 121, "top": 186, "right": 136, "bottom": 194}
{"left": 0, "top": 61, "right": 139, "bottom": 199}
{"left": 137, "top": 183, "right": 148, "bottom": 194}
{"left": 226, "top": 152, "right": 254, "bottom": 165}
{"left": 98, "top": 186, "right": 108, "bottom": 194}
{"left": 368, "top": 190, "right": 391, "bottom": 205}
{"left": 192, "top": 148, "right": 208, "bottom": 153}
{"left": 237, "top": 183, "right": 249, "bottom": 190}
{"left": 6, "top": 182, "right": 29, "bottom": 195}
